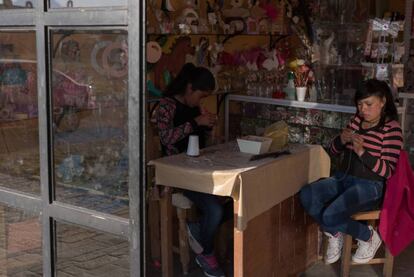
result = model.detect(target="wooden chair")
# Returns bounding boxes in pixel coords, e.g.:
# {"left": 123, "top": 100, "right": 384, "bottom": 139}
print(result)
{"left": 147, "top": 165, "right": 194, "bottom": 275}
{"left": 341, "top": 210, "right": 394, "bottom": 277}
{"left": 171, "top": 192, "right": 193, "bottom": 275}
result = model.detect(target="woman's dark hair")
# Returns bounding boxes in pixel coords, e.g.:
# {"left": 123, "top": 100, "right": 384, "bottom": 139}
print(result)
{"left": 164, "top": 63, "right": 216, "bottom": 96}
{"left": 354, "top": 79, "right": 398, "bottom": 125}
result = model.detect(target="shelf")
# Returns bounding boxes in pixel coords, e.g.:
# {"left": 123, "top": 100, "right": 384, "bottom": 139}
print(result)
{"left": 212, "top": 90, "right": 239, "bottom": 95}
{"left": 399, "top": 92, "right": 414, "bottom": 99}
{"left": 227, "top": 95, "right": 406, "bottom": 114}
{"left": 315, "top": 64, "right": 366, "bottom": 70}
{"left": 146, "top": 33, "right": 288, "bottom": 36}
{"left": 314, "top": 21, "right": 367, "bottom": 26}
{"left": 236, "top": 115, "right": 344, "bottom": 130}
{"left": 228, "top": 94, "right": 356, "bottom": 113}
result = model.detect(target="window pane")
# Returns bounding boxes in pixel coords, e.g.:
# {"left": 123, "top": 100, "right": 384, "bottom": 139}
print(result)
{"left": 0, "top": 204, "right": 42, "bottom": 276}
{"left": 49, "top": 0, "right": 126, "bottom": 9}
{"left": 0, "top": 0, "right": 34, "bottom": 9}
{"left": 51, "top": 30, "right": 129, "bottom": 218}
{"left": 405, "top": 99, "right": 414, "bottom": 166}
{"left": 55, "top": 221, "right": 129, "bottom": 276}
{"left": 0, "top": 31, "right": 39, "bottom": 195}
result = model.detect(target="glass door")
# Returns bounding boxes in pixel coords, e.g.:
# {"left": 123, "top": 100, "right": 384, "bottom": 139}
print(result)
{"left": 0, "top": 1, "right": 145, "bottom": 276}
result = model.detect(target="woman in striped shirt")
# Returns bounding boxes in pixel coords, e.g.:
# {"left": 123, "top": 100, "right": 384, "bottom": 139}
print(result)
{"left": 300, "top": 79, "right": 403, "bottom": 265}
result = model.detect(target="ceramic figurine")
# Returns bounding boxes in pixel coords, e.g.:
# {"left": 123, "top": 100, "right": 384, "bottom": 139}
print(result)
{"left": 178, "top": 7, "right": 200, "bottom": 34}
{"left": 195, "top": 37, "right": 210, "bottom": 66}
{"left": 262, "top": 49, "right": 279, "bottom": 71}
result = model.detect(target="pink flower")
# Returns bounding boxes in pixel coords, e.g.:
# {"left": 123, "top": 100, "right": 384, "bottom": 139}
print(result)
{"left": 297, "top": 65, "right": 309, "bottom": 73}
{"left": 293, "top": 63, "right": 313, "bottom": 87}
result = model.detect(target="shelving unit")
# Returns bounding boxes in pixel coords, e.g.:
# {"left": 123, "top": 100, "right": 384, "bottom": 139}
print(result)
{"left": 399, "top": 92, "right": 414, "bottom": 164}
{"left": 399, "top": 0, "right": 414, "bottom": 164}
{"left": 224, "top": 94, "right": 406, "bottom": 141}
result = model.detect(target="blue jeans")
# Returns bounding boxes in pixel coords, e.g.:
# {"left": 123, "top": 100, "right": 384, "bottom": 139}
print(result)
{"left": 183, "top": 190, "right": 233, "bottom": 255}
{"left": 299, "top": 173, "right": 384, "bottom": 241}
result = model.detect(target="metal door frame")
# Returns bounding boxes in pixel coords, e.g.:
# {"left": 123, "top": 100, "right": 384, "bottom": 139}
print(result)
{"left": 0, "top": 1, "right": 145, "bottom": 276}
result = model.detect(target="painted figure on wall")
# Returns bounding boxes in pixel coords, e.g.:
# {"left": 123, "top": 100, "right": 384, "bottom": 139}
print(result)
{"left": 153, "top": 36, "right": 195, "bottom": 89}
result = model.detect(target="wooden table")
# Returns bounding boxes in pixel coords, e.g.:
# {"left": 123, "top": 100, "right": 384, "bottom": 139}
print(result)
{"left": 149, "top": 143, "right": 330, "bottom": 276}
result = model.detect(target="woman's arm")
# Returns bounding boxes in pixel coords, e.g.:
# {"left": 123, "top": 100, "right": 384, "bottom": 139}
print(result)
{"left": 359, "top": 123, "right": 403, "bottom": 179}
{"left": 330, "top": 116, "right": 360, "bottom": 155}
{"left": 157, "top": 99, "right": 196, "bottom": 146}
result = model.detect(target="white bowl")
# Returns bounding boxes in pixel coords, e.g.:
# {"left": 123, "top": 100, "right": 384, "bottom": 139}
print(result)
{"left": 237, "top": 135, "right": 272, "bottom": 155}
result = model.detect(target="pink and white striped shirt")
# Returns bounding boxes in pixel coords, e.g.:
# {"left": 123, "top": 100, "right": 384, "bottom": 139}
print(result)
{"left": 331, "top": 115, "right": 403, "bottom": 180}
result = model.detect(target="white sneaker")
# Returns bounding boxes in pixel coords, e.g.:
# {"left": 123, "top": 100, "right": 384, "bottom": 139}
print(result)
{"left": 324, "top": 232, "right": 344, "bottom": 264}
{"left": 352, "top": 226, "right": 382, "bottom": 264}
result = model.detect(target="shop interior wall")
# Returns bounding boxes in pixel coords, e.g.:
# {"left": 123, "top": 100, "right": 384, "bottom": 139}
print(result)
{"left": 145, "top": 0, "right": 406, "bottom": 162}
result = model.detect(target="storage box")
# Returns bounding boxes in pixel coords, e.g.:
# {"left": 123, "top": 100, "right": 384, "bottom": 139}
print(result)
{"left": 237, "top": 135, "right": 272, "bottom": 154}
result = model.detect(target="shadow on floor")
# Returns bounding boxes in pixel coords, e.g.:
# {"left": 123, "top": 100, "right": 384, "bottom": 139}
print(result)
{"left": 301, "top": 243, "right": 414, "bottom": 277}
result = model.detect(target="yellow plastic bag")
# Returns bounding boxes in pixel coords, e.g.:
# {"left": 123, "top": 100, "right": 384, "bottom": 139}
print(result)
{"left": 263, "top": 121, "right": 289, "bottom": 151}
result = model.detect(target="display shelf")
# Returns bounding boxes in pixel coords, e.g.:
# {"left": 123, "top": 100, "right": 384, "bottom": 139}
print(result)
{"left": 146, "top": 32, "right": 288, "bottom": 36}
{"left": 317, "top": 64, "right": 368, "bottom": 70}
{"left": 225, "top": 94, "right": 406, "bottom": 140}
{"left": 232, "top": 114, "right": 346, "bottom": 131}
{"left": 228, "top": 95, "right": 357, "bottom": 113}
{"left": 399, "top": 92, "right": 414, "bottom": 99}
{"left": 313, "top": 21, "right": 367, "bottom": 27}
{"left": 314, "top": 20, "right": 403, "bottom": 30}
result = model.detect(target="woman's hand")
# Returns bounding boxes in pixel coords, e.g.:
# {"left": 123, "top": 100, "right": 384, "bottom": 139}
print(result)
{"left": 352, "top": 134, "right": 365, "bottom": 157}
{"left": 195, "top": 113, "right": 217, "bottom": 127}
{"left": 340, "top": 128, "right": 353, "bottom": 144}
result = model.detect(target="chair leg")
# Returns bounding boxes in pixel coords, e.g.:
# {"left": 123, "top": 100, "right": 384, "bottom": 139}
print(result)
{"left": 177, "top": 207, "right": 190, "bottom": 275}
{"left": 148, "top": 198, "right": 161, "bottom": 263}
{"left": 341, "top": 235, "right": 353, "bottom": 277}
{"left": 383, "top": 247, "right": 394, "bottom": 277}
{"left": 321, "top": 232, "right": 328, "bottom": 261}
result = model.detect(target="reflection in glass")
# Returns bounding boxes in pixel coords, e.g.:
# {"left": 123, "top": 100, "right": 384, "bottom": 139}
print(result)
{"left": 0, "top": 204, "right": 42, "bottom": 276}
{"left": 0, "top": 31, "right": 39, "bottom": 195}
{"left": 51, "top": 30, "right": 129, "bottom": 217}
{"left": 49, "top": 0, "right": 126, "bottom": 9}
{"left": 0, "top": 0, "right": 34, "bottom": 9}
{"left": 55, "top": 221, "right": 129, "bottom": 276}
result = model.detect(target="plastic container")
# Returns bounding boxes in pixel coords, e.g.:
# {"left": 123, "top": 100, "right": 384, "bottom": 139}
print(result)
{"left": 284, "top": 71, "right": 296, "bottom": 100}
{"left": 237, "top": 135, "right": 272, "bottom": 154}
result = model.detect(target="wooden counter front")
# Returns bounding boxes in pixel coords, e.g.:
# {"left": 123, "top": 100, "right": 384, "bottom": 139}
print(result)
{"left": 234, "top": 194, "right": 319, "bottom": 276}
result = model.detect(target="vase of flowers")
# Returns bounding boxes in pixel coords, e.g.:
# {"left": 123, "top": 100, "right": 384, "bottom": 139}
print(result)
{"left": 295, "top": 86, "right": 307, "bottom": 101}
{"left": 291, "top": 59, "right": 314, "bottom": 101}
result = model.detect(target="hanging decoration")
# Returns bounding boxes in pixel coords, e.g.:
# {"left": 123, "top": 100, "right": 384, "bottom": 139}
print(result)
{"left": 283, "top": 0, "right": 313, "bottom": 59}
{"left": 146, "top": 41, "right": 163, "bottom": 63}
{"left": 152, "top": 36, "right": 195, "bottom": 89}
